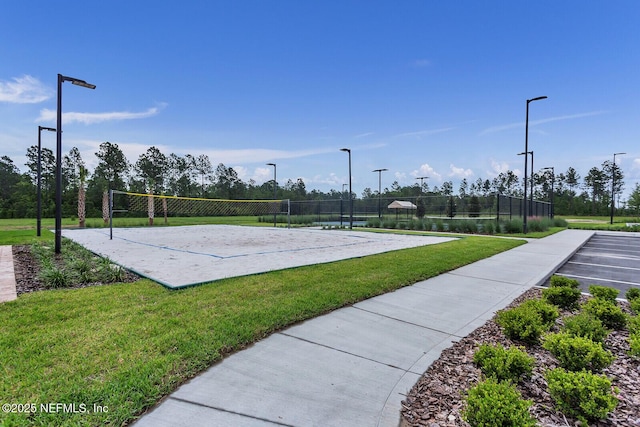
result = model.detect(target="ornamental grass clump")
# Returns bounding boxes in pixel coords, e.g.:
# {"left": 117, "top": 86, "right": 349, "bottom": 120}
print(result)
{"left": 473, "top": 343, "right": 534, "bottom": 383}
{"left": 545, "top": 368, "right": 618, "bottom": 425}
{"left": 542, "top": 332, "right": 614, "bottom": 372}
{"left": 462, "top": 378, "right": 536, "bottom": 427}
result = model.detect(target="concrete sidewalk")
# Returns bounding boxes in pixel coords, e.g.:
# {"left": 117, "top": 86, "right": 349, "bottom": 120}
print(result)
{"left": 0, "top": 245, "right": 17, "bottom": 303}
{"left": 134, "top": 229, "right": 594, "bottom": 427}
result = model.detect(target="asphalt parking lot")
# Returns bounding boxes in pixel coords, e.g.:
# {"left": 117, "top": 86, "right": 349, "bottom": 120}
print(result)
{"left": 551, "top": 232, "right": 640, "bottom": 299}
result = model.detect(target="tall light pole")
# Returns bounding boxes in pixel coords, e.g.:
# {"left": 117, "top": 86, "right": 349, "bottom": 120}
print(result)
{"left": 37, "top": 126, "right": 56, "bottom": 237}
{"left": 542, "top": 167, "right": 554, "bottom": 218}
{"left": 415, "top": 176, "right": 428, "bottom": 195}
{"left": 340, "top": 148, "right": 352, "bottom": 229}
{"left": 610, "top": 152, "right": 626, "bottom": 224}
{"left": 523, "top": 96, "right": 547, "bottom": 234}
{"left": 56, "top": 74, "right": 96, "bottom": 253}
{"left": 340, "top": 183, "right": 347, "bottom": 226}
{"left": 530, "top": 150, "right": 534, "bottom": 216}
{"left": 373, "top": 168, "right": 387, "bottom": 219}
{"left": 266, "top": 163, "right": 277, "bottom": 227}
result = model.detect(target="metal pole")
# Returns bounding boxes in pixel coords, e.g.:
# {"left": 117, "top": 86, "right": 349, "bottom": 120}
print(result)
{"left": 523, "top": 96, "right": 547, "bottom": 233}
{"left": 373, "top": 168, "right": 387, "bottom": 219}
{"left": 55, "top": 75, "right": 63, "bottom": 253}
{"left": 37, "top": 126, "right": 56, "bottom": 237}
{"left": 530, "top": 150, "right": 534, "bottom": 217}
{"left": 610, "top": 153, "right": 626, "bottom": 224}
{"left": 267, "top": 163, "right": 276, "bottom": 227}
{"left": 55, "top": 74, "right": 95, "bottom": 253}
{"left": 341, "top": 149, "right": 352, "bottom": 229}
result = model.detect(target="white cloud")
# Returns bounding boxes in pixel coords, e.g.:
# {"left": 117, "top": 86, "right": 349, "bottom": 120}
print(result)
{"left": 449, "top": 164, "right": 474, "bottom": 179}
{"left": 36, "top": 104, "right": 166, "bottom": 125}
{"left": 480, "top": 111, "right": 608, "bottom": 135}
{"left": 410, "top": 163, "right": 442, "bottom": 182}
{"left": 0, "top": 75, "right": 52, "bottom": 103}
{"left": 354, "top": 132, "right": 374, "bottom": 139}
{"left": 632, "top": 158, "right": 640, "bottom": 170}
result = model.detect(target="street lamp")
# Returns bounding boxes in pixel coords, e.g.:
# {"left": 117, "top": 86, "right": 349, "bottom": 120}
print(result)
{"left": 415, "top": 176, "right": 428, "bottom": 195}
{"left": 530, "top": 150, "right": 534, "bottom": 216}
{"left": 523, "top": 95, "right": 547, "bottom": 234}
{"left": 340, "top": 183, "right": 347, "bottom": 226}
{"left": 610, "top": 152, "right": 626, "bottom": 224}
{"left": 373, "top": 168, "right": 388, "bottom": 219}
{"left": 340, "top": 148, "right": 352, "bottom": 229}
{"left": 37, "top": 126, "right": 56, "bottom": 237}
{"left": 542, "top": 167, "right": 555, "bottom": 218}
{"left": 56, "top": 74, "right": 96, "bottom": 253}
{"left": 266, "top": 163, "right": 277, "bottom": 227}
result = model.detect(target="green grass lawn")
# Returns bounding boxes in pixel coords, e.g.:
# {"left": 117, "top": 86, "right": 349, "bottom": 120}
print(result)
{"left": 0, "top": 235, "right": 524, "bottom": 426}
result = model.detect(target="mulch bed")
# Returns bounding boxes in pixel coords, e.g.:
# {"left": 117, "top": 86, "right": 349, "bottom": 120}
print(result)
{"left": 400, "top": 288, "right": 640, "bottom": 427}
{"left": 12, "top": 245, "right": 139, "bottom": 295}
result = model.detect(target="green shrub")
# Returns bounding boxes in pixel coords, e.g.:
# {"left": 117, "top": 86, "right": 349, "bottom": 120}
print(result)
{"left": 462, "top": 378, "right": 536, "bottom": 427}
{"left": 542, "top": 333, "right": 614, "bottom": 372}
{"left": 503, "top": 219, "right": 523, "bottom": 234}
{"left": 482, "top": 221, "right": 495, "bottom": 235}
{"left": 629, "top": 333, "right": 640, "bottom": 358}
{"left": 520, "top": 299, "right": 559, "bottom": 327}
{"left": 589, "top": 285, "right": 620, "bottom": 303}
{"left": 549, "top": 275, "right": 580, "bottom": 289}
{"left": 631, "top": 298, "right": 640, "bottom": 315}
{"left": 582, "top": 298, "right": 627, "bottom": 330}
{"left": 626, "top": 287, "right": 640, "bottom": 301}
{"left": 473, "top": 343, "right": 534, "bottom": 383}
{"left": 542, "top": 286, "right": 581, "bottom": 310}
{"left": 496, "top": 299, "right": 558, "bottom": 345}
{"left": 545, "top": 368, "right": 618, "bottom": 424}
{"left": 553, "top": 218, "right": 568, "bottom": 227}
{"left": 628, "top": 315, "right": 640, "bottom": 334}
{"left": 366, "top": 218, "right": 381, "bottom": 228}
{"left": 562, "top": 312, "right": 609, "bottom": 343}
{"left": 435, "top": 220, "right": 445, "bottom": 232}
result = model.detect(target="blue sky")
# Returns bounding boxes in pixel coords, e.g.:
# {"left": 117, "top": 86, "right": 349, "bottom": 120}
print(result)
{"left": 1, "top": 1, "right": 639, "bottom": 199}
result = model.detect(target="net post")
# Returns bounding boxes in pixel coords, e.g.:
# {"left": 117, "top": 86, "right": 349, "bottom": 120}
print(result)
{"left": 109, "top": 189, "right": 113, "bottom": 240}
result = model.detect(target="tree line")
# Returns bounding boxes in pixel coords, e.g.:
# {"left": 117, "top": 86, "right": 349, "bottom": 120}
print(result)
{"left": 1, "top": 141, "right": 638, "bottom": 219}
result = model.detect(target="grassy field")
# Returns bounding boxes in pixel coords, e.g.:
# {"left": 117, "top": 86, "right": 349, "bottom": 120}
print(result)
{"left": 0, "top": 225, "right": 525, "bottom": 426}
{"left": 560, "top": 215, "right": 640, "bottom": 231}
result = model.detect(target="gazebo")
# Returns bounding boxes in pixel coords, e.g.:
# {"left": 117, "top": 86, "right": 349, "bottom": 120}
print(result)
{"left": 387, "top": 200, "right": 417, "bottom": 220}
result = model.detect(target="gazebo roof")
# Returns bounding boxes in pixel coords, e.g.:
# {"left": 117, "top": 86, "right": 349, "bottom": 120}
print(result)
{"left": 387, "top": 200, "right": 417, "bottom": 209}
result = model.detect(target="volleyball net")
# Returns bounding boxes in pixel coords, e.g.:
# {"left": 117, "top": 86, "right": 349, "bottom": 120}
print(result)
{"left": 109, "top": 190, "right": 290, "bottom": 238}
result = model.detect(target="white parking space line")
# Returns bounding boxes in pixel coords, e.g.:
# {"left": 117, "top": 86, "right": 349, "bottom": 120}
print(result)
{"left": 557, "top": 273, "right": 640, "bottom": 287}
{"left": 577, "top": 251, "right": 640, "bottom": 261}
{"left": 567, "top": 261, "right": 640, "bottom": 272}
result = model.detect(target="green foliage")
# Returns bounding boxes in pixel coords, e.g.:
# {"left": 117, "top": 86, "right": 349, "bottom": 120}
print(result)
{"left": 542, "top": 286, "right": 581, "bottom": 310}
{"left": 628, "top": 315, "right": 640, "bottom": 334}
{"left": 631, "top": 298, "right": 640, "bottom": 315}
{"left": 562, "top": 312, "right": 609, "bottom": 343}
{"left": 543, "top": 333, "right": 614, "bottom": 372}
{"left": 39, "top": 265, "right": 73, "bottom": 288}
{"left": 629, "top": 333, "right": 640, "bottom": 358}
{"left": 473, "top": 343, "right": 534, "bottom": 383}
{"left": 549, "top": 275, "right": 580, "bottom": 289}
{"left": 462, "top": 378, "right": 536, "bottom": 427}
{"left": 589, "top": 285, "right": 620, "bottom": 303}
{"left": 552, "top": 218, "right": 568, "bottom": 227}
{"left": 468, "top": 195, "right": 481, "bottom": 218}
{"left": 496, "top": 300, "right": 558, "bottom": 345}
{"left": 521, "top": 299, "right": 559, "bottom": 327}
{"left": 625, "top": 287, "right": 640, "bottom": 301}
{"left": 503, "top": 219, "right": 523, "bottom": 234}
{"left": 545, "top": 368, "right": 618, "bottom": 424}
{"left": 582, "top": 298, "right": 627, "bottom": 330}
{"left": 482, "top": 221, "right": 495, "bottom": 235}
